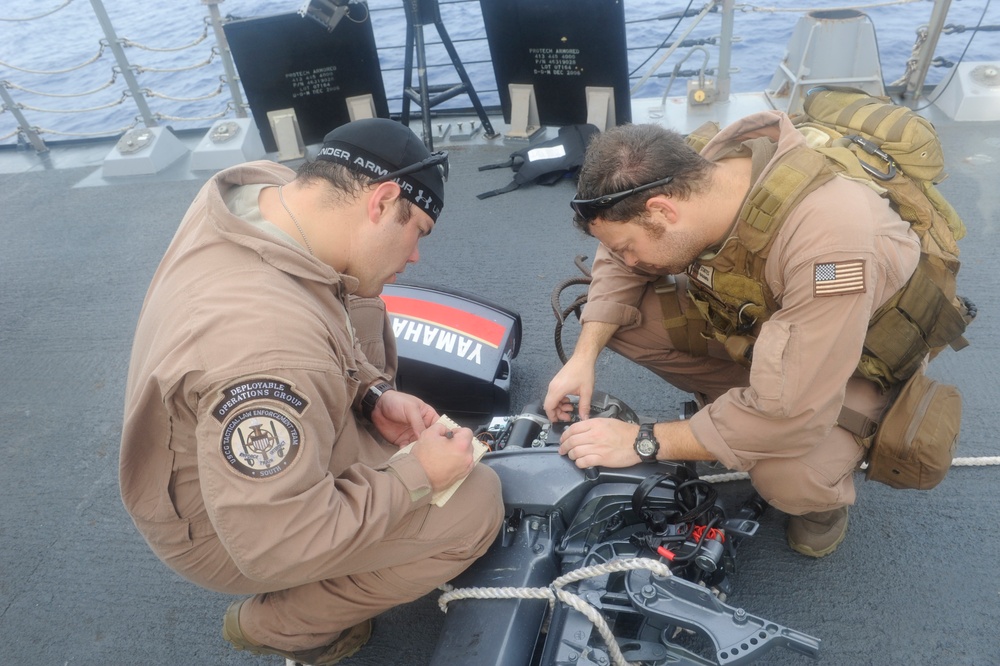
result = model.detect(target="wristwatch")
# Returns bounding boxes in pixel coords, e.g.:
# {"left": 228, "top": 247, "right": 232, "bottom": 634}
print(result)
{"left": 361, "top": 381, "right": 394, "bottom": 421}
{"left": 634, "top": 423, "right": 660, "bottom": 463}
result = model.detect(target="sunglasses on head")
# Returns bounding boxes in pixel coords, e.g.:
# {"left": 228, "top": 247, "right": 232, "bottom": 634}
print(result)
{"left": 570, "top": 175, "right": 674, "bottom": 221}
{"left": 374, "top": 151, "right": 449, "bottom": 184}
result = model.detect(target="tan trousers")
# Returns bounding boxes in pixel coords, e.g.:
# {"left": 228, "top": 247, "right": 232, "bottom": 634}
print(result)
{"left": 160, "top": 297, "right": 504, "bottom": 651}
{"left": 164, "top": 463, "right": 502, "bottom": 651}
{"left": 603, "top": 278, "right": 871, "bottom": 515}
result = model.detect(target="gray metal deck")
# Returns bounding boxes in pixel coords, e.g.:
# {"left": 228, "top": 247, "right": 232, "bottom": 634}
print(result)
{"left": 1, "top": 102, "right": 998, "bottom": 665}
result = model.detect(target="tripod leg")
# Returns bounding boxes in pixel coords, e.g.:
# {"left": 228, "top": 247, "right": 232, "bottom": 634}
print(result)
{"left": 434, "top": 19, "right": 497, "bottom": 138}
{"left": 401, "top": 18, "right": 415, "bottom": 127}
{"left": 413, "top": 23, "right": 435, "bottom": 150}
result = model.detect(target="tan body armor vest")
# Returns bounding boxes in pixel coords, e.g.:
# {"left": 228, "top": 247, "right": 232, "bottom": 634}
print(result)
{"left": 658, "top": 139, "right": 968, "bottom": 393}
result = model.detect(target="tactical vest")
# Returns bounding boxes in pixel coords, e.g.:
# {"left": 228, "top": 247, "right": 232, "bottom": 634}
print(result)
{"left": 659, "top": 116, "right": 970, "bottom": 392}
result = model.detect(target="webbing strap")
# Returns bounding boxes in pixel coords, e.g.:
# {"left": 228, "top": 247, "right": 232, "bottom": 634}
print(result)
{"left": 478, "top": 158, "right": 515, "bottom": 171}
{"left": 859, "top": 104, "right": 898, "bottom": 137}
{"left": 654, "top": 277, "right": 708, "bottom": 357}
{"left": 886, "top": 113, "right": 910, "bottom": 144}
{"left": 476, "top": 181, "right": 520, "bottom": 199}
{"left": 837, "top": 405, "right": 878, "bottom": 440}
{"left": 836, "top": 98, "right": 874, "bottom": 127}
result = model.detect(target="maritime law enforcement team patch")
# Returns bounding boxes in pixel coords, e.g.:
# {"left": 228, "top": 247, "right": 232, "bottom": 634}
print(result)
{"left": 214, "top": 377, "right": 308, "bottom": 480}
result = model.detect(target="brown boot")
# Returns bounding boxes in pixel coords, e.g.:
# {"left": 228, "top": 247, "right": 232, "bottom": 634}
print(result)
{"left": 222, "top": 600, "right": 372, "bottom": 666}
{"left": 786, "top": 507, "right": 849, "bottom": 558}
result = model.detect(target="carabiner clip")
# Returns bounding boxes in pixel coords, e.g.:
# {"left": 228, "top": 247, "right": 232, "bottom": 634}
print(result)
{"left": 845, "top": 134, "right": 897, "bottom": 181}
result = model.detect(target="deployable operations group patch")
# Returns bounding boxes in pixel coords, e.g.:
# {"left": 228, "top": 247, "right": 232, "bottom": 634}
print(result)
{"left": 213, "top": 377, "right": 310, "bottom": 480}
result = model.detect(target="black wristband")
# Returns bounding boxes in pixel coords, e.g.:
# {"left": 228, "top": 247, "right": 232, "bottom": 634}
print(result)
{"left": 361, "top": 381, "right": 393, "bottom": 421}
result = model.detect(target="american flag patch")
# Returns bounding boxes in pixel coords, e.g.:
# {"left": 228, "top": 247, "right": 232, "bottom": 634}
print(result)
{"left": 814, "top": 260, "right": 866, "bottom": 296}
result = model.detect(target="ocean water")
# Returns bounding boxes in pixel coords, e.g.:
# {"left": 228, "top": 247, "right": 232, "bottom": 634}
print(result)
{"left": 0, "top": 0, "right": 996, "bottom": 145}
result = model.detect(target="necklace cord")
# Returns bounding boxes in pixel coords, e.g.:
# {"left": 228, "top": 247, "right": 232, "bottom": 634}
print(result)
{"left": 278, "top": 185, "right": 314, "bottom": 256}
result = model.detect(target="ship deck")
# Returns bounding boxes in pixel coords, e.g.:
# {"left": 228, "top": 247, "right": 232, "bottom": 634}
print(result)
{"left": 1, "top": 96, "right": 998, "bottom": 665}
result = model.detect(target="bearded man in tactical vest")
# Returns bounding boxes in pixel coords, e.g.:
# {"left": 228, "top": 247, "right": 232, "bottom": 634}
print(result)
{"left": 544, "top": 111, "right": 924, "bottom": 558}
{"left": 121, "top": 118, "right": 503, "bottom": 665}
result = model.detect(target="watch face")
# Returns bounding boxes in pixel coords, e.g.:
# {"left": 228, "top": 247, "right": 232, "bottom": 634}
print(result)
{"left": 637, "top": 439, "right": 656, "bottom": 456}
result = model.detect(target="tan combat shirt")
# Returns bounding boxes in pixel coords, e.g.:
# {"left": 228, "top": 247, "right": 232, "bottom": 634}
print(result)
{"left": 582, "top": 111, "right": 921, "bottom": 470}
{"left": 120, "top": 161, "right": 432, "bottom": 586}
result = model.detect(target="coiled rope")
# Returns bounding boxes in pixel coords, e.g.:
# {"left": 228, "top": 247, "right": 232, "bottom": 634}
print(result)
{"left": 440, "top": 557, "right": 672, "bottom": 666}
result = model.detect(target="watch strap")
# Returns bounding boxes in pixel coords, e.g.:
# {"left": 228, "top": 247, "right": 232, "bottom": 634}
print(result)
{"left": 361, "top": 381, "right": 393, "bottom": 421}
{"left": 634, "top": 422, "right": 660, "bottom": 463}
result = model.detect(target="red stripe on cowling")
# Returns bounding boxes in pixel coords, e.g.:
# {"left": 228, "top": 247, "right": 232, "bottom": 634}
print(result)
{"left": 381, "top": 295, "right": 504, "bottom": 347}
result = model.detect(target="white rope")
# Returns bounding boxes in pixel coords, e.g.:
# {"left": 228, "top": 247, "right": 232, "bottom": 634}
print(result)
{"left": 952, "top": 456, "right": 1000, "bottom": 466}
{"left": 34, "top": 121, "right": 137, "bottom": 138}
{"left": 17, "top": 92, "right": 128, "bottom": 115}
{"left": 439, "top": 557, "right": 672, "bottom": 666}
{"left": 144, "top": 81, "right": 224, "bottom": 103}
{"left": 701, "top": 454, "right": 1000, "bottom": 485}
{"left": 0, "top": 0, "right": 75, "bottom": 22}
{"left": 4, "top": 73, "right": 119, "bottom": 98}
{"left": 0, "top": 42, "right": 106, "bottom": 75}
{"left": 121, "top": 22, "right": 210, "bottom": 53}
{"left": 888, "top": 25, "right": 928, "bottom": 88}
{"left": 736, "top": 0, "right": 922, "bottom": 13}
{"left": 153, "top": 106, "right": 230, "bottom": 123}
{"left": 701, "top": 470, "right": 750, "bottom": 483}
{"left": 135, "top": 48, "right": 217, "bottom": 74}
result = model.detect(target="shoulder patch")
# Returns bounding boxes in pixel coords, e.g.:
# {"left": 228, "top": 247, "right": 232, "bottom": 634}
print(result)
{"left": 814, "top": 259, "right": 866, "bottom": 297}
{"left": 220, "top": 406, "right": 302, "bottom": 479}
{"left": 213, "top": 377, "right": 309, "bottom": 423}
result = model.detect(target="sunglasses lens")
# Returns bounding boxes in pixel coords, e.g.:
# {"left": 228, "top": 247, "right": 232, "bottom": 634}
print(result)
{"left": 570, "top": 198, "right": 602, "bottom": 220}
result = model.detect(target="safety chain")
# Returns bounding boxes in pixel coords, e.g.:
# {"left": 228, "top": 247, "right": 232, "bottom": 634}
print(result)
{"left": 439, "top": 557, "right": 672, "bottom": 666}
{"left": 0, "top": 41, "right": 106, "bottom": 75}
{"left": 121, "top": 20, "right": 210, "bottom": 52}
{"left": 0, "top": 0, "right": 75, "bottom": 22}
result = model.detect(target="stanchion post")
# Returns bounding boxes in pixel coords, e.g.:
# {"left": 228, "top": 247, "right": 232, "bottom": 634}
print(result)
{"left": 88, "top": 0, "right": 157, "bottom": 127}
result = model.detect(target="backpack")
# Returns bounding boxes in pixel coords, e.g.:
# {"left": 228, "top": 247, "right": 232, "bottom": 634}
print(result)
{"left": 477, "top": 124, "right": 600, "bottom": 199}
{"left": 794, "top": 86, "right": 974, "bottom": 490}
{"left": 793, "top": 86, "right": 973, "bottom": 388}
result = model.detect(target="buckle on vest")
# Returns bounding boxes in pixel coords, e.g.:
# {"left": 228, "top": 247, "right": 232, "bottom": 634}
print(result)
{"left": 654, "top": 275, "right": 678, "bottom": 295}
